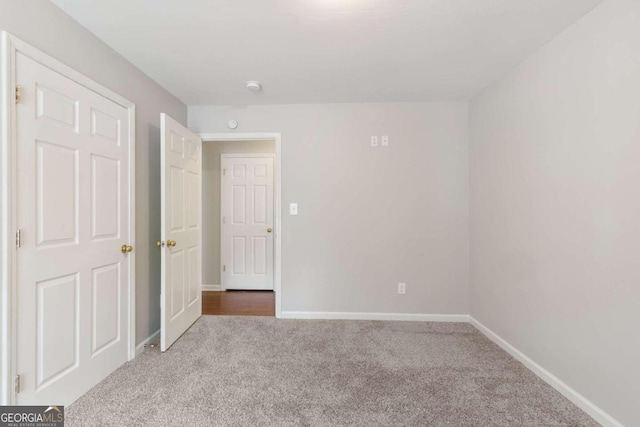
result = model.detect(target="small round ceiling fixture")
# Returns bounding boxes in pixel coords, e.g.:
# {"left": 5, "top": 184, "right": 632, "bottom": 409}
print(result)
{"left": 246, "top": 81, "right": 262, "bottom": 92}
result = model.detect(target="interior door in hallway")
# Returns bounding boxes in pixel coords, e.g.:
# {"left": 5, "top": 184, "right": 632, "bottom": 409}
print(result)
{"left": 160, "top": 113, "right": 202, "bottom": 351}
{"left": 15, "top": 52, "right": 132, "bottom": 405}
{"left": 221, "top": 155, "right": 275, "bottom": 290}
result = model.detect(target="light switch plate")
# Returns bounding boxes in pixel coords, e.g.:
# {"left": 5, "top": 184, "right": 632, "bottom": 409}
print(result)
{"left": 290, "top": 203, "right": 298, "bottom": 215}
{"left": 371, "top": 136, "right": 378, "bottom": 147}
{"left": 381, "top": 135, "right": 389, "bottom": 146}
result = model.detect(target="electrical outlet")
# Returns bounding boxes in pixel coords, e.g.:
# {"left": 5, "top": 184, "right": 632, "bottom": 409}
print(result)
{"left": 371, "top": 136, "right": 378, "bottom": 147}
{"left": 398, "top": 282, "right": 406, "bottom": 295}
{"left": 381, "top": 135, "right": 389, "bottom": 146}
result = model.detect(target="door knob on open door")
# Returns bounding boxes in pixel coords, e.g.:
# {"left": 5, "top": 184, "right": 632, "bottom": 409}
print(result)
{"left": 267, "top": 228, "right": 272, "bottom": 233}
{"left": 121, "top": 244, "right": 133, "bottom": 254}
{"left": 167, "top": 240, "right": 177, "bottom": 247}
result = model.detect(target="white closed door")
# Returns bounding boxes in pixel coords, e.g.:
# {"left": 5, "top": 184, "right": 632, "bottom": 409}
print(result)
{"left": 222, "top": 155, "right": 275, "bottom": 290}
{"left": 160, "top": 113, "right": 202, "bottom": 352}
{"left": 15, "top": 53, "right": 132, "bottom": 405}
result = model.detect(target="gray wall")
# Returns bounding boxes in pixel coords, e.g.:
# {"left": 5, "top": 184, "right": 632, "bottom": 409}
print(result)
{"left": 470, "top": 0, "right": 640, "bottom": 425}
{"left": 202, "top": 140, "right": 275, "bottom": 286}
{"left": 0, "top": 0, "right": 188, "bottom": 345}
{"left": 190, "top": 102, "right": 469, "bottom": 314}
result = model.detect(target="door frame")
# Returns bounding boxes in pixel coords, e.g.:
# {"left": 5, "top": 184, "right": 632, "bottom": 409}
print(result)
{"left": 200, "top": 133, "right": 282, "bottom": 318}
{"left": 0, "top": 32, "right": 137, "bottom": 405}
{"left": 220, "top": 153, "right": 276, "bottom": 292}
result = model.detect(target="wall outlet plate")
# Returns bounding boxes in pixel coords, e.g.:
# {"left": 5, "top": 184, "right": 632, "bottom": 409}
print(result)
{"left": 398, "top": 282, "right": 406, "bottom": 294}
{"left": 381, "top": 135, "right": 389, "bottom": 146}
{"left": 371, "top": 136, "right": 378, "bottom": 147}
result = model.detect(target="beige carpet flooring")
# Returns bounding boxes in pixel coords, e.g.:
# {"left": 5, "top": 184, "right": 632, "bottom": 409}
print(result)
{"left": 66, "top": 316, "right": 598, "bottom": 426}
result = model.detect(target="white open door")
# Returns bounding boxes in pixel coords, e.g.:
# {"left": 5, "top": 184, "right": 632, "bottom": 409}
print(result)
{"left": 160, "top": 113, "right": 202, "bottom": 351}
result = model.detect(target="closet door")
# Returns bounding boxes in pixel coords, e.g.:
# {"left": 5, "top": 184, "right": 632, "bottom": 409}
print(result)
{"left": 16, "top": 51, "right": 132, "bottom": 405}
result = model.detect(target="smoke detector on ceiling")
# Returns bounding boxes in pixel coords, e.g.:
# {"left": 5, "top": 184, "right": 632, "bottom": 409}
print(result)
{"left": 246, "top": 81, "right": 262, "bottom": 92}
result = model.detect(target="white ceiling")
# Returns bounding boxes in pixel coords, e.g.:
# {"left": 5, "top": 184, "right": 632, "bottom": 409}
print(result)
{"left": 51, "top": 0, "right": 603, "bottom": 105}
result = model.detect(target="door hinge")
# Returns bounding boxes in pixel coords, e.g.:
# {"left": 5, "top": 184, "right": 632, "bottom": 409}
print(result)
{"left": 223, "top": 265, "right": 226, "bottom": 272}
{"left": 15, "top": 85, "right": 22, "bottom": 104}
{"left": 15, "top": 229, "right": 21, "bottom": 248}
{"left": 14, "top": 375, "right": 20, "bottom": 394}
{"left": 222, "top": 216, "right": 226, "bottom": 224}
{"left": 223, "top": 168, "right": 226, "bottom": 176}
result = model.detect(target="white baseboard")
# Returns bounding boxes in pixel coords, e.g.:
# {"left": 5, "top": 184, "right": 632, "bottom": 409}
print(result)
{"left": 280, "top": 311, "right": 470, "bottom": 322}
{"left": 135, "top": 329, "right": 160, "bottom": 356}
{"left": 202, "top": 284, "right": 222, "bottom": 291}
{"left": 469, "top": 317, "right": 623, "bottom": 427}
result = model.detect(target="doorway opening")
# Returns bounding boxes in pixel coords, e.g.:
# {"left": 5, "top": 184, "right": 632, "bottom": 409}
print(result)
{"left": 200, "top": 134, "right": 282, "bottom": 317}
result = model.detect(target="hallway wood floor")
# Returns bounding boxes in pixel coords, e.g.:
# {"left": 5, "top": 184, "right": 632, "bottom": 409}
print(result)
{"left": 202, "top": 290, "right": 275, "bottom": 316}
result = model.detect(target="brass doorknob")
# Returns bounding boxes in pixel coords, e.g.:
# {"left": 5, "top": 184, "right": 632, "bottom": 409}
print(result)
{"left": 156, "top": 240, "right": 165, "bottom": 247}
{"left": 267, "top": 228, "right": 272, "bottom": 233}
{"left": 121, "top": 245, "right": 133, "bottom": 254}
{"left": 167, "top": 240, "right": 177, "bottom": 247}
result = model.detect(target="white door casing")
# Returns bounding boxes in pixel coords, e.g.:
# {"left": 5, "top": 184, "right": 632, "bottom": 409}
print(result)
{"left": 160, "top": 113, "right": 202, "bottom": 352}
{"left": 221, "top": 154, "right": 275, "bottom": 291}
{"left": 13, "top": 49, "right": 134, "bottom": 405}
